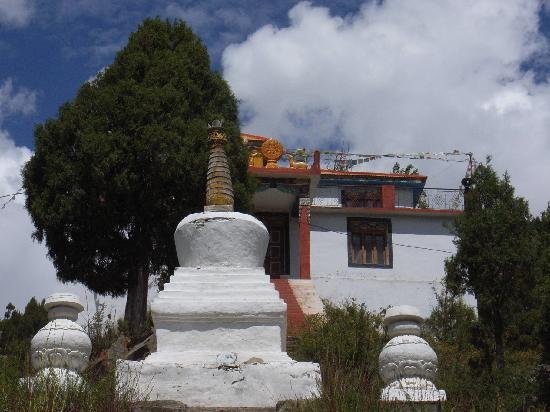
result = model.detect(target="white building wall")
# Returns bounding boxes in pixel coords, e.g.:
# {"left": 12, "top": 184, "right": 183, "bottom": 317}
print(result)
{"left": 309, "top": 213, "right": 456, "bottom": 316}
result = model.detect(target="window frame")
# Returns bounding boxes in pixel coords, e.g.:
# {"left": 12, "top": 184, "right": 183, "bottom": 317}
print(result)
{"left": 347, "top": 217, "right": 393, "bottom": 268}
{"left": 394, "top": 187, "right": 414, "bottom": 208}
{"left": 341, "top": 186, "right": 382, "bottom": 208}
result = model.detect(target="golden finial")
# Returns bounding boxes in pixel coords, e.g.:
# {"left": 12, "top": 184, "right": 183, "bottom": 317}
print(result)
{"left": 261, "top": 139, "right": 284, "bottom": 168}
{"left": 205, "top": 120, "right": 234, "bottom": 212}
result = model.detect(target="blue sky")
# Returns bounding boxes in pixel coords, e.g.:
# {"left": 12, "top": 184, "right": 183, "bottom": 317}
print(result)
{"left": 1, "top": 0, "right": 550, "bottom": 311}
{"left": 2, "top": 1, "right": 550, "bottom": 157}
{"left": 0, "top": 0, "right": 365, "bottom": 149}
{"left": 4, "top": 0, "right": 546, "bottom": 150}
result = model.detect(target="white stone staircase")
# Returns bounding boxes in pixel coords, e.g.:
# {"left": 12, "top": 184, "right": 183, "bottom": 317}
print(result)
{"left": 288, "top": 279, "right": 324, "bottom": 316}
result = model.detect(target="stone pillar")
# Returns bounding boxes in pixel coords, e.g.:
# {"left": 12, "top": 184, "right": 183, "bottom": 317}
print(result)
{"left": 379, "top": 305, "right": 446, "bottom": 410}
{"left": 298, "top": 197, "right": 311, "bottom": 280}
{"left": 382, "top": 185, "right": 395, "bottom": 209}
{"left": 30, "top": 293, "right": 91, "bottom": 383}
{"left": 312, "top": 150, "right": 321, "bottom": 172}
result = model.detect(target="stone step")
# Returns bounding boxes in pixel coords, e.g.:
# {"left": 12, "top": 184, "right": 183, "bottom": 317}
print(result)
{"left": 154, "top": 296, "right": 281, "bottom": 305}
{"left": 167, "top": 279, "right": 269, "bottom": 287}
{"left": 271, "top": 279, "right": 306, "bottom": 336}
{"left": 288, "top": 280, "right": 324, "bottom": 316}
{"left": 170, "top": 274, "right": 270, "bottom": 283}
{"left": 173, "top": 267, "right": 266, "bottom": 276}
{"left": 158, "top": 290, "right": 278, "bottom": 299}
{"left": 152, "top": 301, "right": 286, "bottom": 315}
{"left": 163, "top": 282, "right": 274, "bottom": 291}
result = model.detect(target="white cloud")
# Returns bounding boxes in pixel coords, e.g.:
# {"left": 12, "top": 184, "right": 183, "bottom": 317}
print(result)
{"left": 0, "top": 78, "right": 36, "bottom": 121}
{"left": 0, "top": 130, "right": 30, "bottom": 198}
{"left": 223, "top": 0, "right": 550, "bottom": 213}
{"left": 0, "top": 79, "right": 125, "bottom": 319}
{"left": 0, "top": 78, "right": 35, "bottom": 199}
{"left": 0, "top": 80, "right": 61, "bottom": 311}
{"left": 0, "top": 131, "right": 60, "bottom": 312}
{"left": 0, "top": 0, "right": 34, "bottom": 27}
{"left": 0, "top": 130, "right": 127, "bottom": 319}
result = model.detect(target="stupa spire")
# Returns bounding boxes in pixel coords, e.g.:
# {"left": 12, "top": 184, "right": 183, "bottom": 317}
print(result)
{"left": 205, "top": 120, "right": 234, "bottom": 212}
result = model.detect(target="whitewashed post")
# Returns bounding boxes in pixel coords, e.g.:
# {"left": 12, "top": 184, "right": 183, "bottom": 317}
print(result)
{"left": 30, "top": 293, "right": 92, "bottom": 383}
{"left": 379, "top": 305, "right": 446, "bottom": 410}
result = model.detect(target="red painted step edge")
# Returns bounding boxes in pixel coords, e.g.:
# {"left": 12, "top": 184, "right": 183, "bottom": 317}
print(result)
{"left": 271, "top": 279, "right": 306, "bottom": 336}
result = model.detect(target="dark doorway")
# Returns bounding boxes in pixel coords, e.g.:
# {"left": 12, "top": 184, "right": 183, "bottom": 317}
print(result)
{"left": 256, "top": 213, "right": 290, "bottom": 278}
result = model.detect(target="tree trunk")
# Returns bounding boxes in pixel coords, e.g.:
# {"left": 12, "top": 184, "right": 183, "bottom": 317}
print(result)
{"left": 125, "top": 264, "right": 149, "bottom": 340}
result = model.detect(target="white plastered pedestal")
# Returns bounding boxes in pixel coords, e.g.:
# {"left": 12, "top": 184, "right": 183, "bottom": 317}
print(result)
{"left": 379, "top": 306, "right": 446, "bottom": 410}
{"left": 117, "top": 212, "right": 320, "bottom": 408}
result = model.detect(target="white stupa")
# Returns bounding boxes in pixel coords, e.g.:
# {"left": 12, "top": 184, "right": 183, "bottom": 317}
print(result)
{"left": 117, "top": 121, "right": 320, "bottom": 408}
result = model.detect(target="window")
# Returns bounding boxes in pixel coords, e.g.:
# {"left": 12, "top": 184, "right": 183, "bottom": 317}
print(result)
{"left": 347, "top": 218, "right": 392, "bottom": 267}
{"left": 395, "top": 188, "right": 414, "bottom": 208}
{"left": 342, "top": 187, "right": 382, "bottom": 208}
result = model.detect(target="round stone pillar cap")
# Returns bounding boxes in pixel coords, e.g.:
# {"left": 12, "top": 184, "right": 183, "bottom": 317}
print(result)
{"left": 384, "top": 305, "right": 423, "bottom": 338}
{"left": 44, "top": 293, "right": 84, "bottom": 321}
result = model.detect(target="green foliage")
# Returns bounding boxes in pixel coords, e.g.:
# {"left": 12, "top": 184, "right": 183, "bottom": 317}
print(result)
{"left": 22, "top": 18, "right": 255, "bottom": 334}
{"left": 0, "top": 356, "right": 142, "bottom": 411}
{"left": 445, "top": 161, "right": 537, "bottom": 368}
{"left": 533, "top": 205, "right": 550, "bottom": 404}
{"left": 425, "top": 290, "right": 542, "bottom": 410}
{"left": 290, "top": 301, "right": 386, "bottom": 411}
{"left": 289, "top": 297, "right": 545, "bottom": 410}
{"left": 425, "top": 288, "right": 477, "bottom": 348}
{"left": 0, "top": 298, "right": 48, "bottom": 361}
{"left": 392, "top": 162, "right": 419, "bottom": 175}
{"left": 0, "top": 301, "right": 145, "bottom": 411}
{"left": 85, "top": 304, "right": 121, "bottom": 360}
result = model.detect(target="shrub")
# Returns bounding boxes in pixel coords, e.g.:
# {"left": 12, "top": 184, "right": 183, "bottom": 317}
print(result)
{"left": 0, "top": 356, "right": 142, "bottom": 411}
{"left": 0, "top": 303, "right": 144, "bottom": 411}
{"left": 85, "top": 303, "right": 121, "bottom": 360}
{"left": 290, "top": 301, "right": 386, "bottom": 411}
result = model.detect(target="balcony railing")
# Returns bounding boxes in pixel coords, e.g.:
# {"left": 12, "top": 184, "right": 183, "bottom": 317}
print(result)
{"left": 415, "top": 188, "right": 464, "bottom": 211}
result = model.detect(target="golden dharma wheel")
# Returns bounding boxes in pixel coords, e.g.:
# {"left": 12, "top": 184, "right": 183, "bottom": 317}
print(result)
{"left": 261, "top": 139, "right": 284, "bottom": 168}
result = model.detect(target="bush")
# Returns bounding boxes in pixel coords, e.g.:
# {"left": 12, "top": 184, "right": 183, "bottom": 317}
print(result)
{"left": 290, "top": 296, "right": 545, "bottom": 410}
{"left": 0, "top": 303, "right": 144, "bottom": 411}
{"left": 0, "top": 355, "right": 142, "bottom": 411}
{"left": 290, "top": 301, "right": 387, "bottom": 411}
{"left": 85, "top": 303, "right": 122, "bottom": 360}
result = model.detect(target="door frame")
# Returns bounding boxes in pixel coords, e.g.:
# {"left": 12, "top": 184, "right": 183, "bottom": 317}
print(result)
{"left": 255, "top": 213, "right": 290, "bottom": 278}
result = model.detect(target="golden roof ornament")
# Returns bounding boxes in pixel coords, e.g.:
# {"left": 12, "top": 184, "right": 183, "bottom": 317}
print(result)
{"left": 261, "top": 138, "right": 284, "bottom": 168}
{"left": 205, "top": 120, "right": 234, "bottom": 212}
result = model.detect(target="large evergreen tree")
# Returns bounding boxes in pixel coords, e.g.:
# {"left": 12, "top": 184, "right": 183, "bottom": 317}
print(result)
{"left": 445, "top": 161, "right": 537, "bottom": 369}
{"left": 533, "top": 205, "right": 550, "bottom": 403}
{"left": 23, "top": 18, "right": 254, "bottom": 337}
